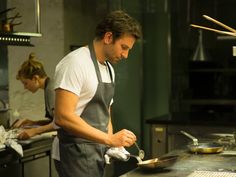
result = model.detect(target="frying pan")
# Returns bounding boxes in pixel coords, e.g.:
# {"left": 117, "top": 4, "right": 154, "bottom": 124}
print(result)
{"left": 180, "top": 131, "right": 224, "bottom": 154}
{"left": 137, "top": 155, "right": 178, "bottom": 169}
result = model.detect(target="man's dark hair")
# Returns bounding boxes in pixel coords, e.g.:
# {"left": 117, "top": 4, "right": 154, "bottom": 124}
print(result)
{"left": 95, "top": 10, "right": 142, "bottom": 41}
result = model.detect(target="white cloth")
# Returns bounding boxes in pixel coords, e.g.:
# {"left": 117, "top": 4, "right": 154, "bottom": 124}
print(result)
{"left": 51, "top": 136, "right": 60, "bottom": 160}
{"left": 52, "top": 46, "right": 115, "bottom": 161}
{"left": 105, "top": 147, "right": 130, "bottom": 164}
{"left": 0, "top": 126, "right": 23, "bottom": 157}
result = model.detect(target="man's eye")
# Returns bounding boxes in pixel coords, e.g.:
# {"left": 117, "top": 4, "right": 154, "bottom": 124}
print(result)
{"left": 121, "top": 45, "right": 128, "bottom": 50}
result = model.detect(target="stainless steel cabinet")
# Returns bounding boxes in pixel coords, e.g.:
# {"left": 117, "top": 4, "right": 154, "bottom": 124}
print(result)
{"left": 0, "top": 145, "right": 58, "bottom": 177}
{"left": 22, "top": 152, "right": 50, "bottom": 177}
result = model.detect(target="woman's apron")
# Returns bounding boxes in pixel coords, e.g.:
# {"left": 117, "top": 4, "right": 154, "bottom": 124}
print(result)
{"left": 57, "top": 43, "right": 115, "bottom": 177}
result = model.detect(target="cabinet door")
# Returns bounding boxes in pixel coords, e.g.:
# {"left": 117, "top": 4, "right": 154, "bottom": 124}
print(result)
{"left": 0, "top": 162, "right": 22, "bottom": 177}
{"left": 23, "top": 154, "right": 50, "bottom": 177}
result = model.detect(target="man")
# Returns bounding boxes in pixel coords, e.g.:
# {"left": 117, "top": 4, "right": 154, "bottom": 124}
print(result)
{"left": 53, "top": 10, "right": 142, "bottom": 177}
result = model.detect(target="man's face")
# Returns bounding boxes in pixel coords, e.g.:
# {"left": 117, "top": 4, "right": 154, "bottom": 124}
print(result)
{"left": 104, "top": 33, "right": 136, "bottom": 64}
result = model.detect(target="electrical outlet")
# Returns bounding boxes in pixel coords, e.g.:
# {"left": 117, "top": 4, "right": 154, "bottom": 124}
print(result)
{"left": 233, "top": 46, "right": 236, "bottom": 56}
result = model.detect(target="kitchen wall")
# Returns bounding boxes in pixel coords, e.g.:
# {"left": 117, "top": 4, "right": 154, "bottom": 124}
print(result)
{"left": 7, "top": 0, "right": 64, "bottom": 120}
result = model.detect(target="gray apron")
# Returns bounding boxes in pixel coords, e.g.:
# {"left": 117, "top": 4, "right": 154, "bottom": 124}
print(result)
{"left": 57, "top": 43, "right": 115, "bottom": 177}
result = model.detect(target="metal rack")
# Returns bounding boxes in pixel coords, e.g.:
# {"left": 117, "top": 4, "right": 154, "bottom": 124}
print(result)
{"left": 0, "top": 0, "right": 41, "bottom": 46}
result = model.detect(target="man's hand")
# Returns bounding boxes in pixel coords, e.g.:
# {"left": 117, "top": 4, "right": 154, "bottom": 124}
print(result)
{"left": 109, "top": 129, "right": 137, "bottom": 147}
{"left": 17, "top": 128, "right": 38, "bottom": 140}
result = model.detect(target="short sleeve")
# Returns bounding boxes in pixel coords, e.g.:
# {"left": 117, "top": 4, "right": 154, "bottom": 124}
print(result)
{"left": 54, "top": 57, "right": 85, "bottom": 96}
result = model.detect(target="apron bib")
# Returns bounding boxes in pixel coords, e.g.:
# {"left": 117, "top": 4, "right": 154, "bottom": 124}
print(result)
{"left": 57, "top": 43, "right": 115, "bottom": 177}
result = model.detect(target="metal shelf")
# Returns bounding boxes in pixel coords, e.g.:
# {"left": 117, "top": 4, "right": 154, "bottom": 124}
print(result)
{"left": 0, "top": 0, "right": 42, "bottom": 46}
{"left": 182, "top": 99, "right": 236, "bottom": 105}
{"left": 189, "top": 69, "right": 236, "bottom": 72}
{"left": 0, "top": 32, "right": 42, "bottom": 46}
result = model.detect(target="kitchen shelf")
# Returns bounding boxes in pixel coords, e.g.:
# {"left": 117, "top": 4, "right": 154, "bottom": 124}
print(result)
{"left": 189, "top": 69, "right": 236, "bottom": 72}
{"left": 0, "top": 32, "right": 42, "bottom": 46}
{"left": 182, "top": 99, "right": 236, "bottom": 105}
{"left": 217, "top": 35, "right": 236, "bottom": 40}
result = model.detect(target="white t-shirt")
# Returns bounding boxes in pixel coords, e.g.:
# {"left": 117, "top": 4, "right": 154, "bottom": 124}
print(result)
{"left": 52, "top": 46, "right": 115, "bottom": 160}
{"left": 54, "top": 46, "right": 115, "bottom": 116}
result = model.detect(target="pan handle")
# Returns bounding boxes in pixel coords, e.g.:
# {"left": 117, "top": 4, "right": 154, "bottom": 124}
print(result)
{"left": 180, "top": 131, "right": 198, "bottom": 145}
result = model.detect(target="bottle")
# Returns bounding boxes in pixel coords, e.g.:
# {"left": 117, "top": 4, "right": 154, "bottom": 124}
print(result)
{"left": 10, "top": 109, "right": 21, "bottom": 126}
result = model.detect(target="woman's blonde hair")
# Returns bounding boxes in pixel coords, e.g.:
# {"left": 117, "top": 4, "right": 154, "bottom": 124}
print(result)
{"left": 16, "top": 53, "right": 47, "bottom": 80}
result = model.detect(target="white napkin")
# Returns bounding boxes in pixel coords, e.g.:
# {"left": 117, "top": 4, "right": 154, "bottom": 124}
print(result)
{"left": 0, "top": 126, "right": 23, "bottom": 157}
{"left": 105, "top": 147, "right": 130, "bottom": 164}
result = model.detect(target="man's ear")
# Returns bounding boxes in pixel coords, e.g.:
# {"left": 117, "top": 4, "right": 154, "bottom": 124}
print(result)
{"left": 104, "top": 32, "right": 113, "bottom": 44}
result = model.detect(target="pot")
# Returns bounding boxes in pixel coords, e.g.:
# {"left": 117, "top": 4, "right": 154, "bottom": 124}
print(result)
{"left": 2, "top": 22, "right": 21, "bottom": 32}
{"left": 181, "top": 130, "right": 224, "bottom": 154}
{"left": 137, "top": 155, "right": 178, "bottom": 169}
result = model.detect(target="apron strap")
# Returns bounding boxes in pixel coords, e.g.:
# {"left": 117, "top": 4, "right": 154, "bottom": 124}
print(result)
{"left": 88, "top": 42, "right": 102, "bottom": 82}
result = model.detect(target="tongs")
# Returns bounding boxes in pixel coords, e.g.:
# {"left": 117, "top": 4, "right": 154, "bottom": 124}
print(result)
{"left": 190, "top": 15, "right": 236, "bottom": 37}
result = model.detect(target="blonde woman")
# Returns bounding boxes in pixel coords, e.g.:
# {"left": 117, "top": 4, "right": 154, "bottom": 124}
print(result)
{"left": 12, "top": 53, "right": 55, "bottom": 140}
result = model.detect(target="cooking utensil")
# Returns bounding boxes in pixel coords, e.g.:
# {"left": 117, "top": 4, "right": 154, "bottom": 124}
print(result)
{"left": 137, "top": 155, "right": 178, "bottom": 169}
{"left": 188, "top": 142, "right": 223, "bottom": 154}
{"left": 2, "top": 22, "right": 21, "bottom": 32}
{"left": 180, "top": 130, "right": 198, "bottom": 145}
{"left": 0, "top": 7, "right": 16, "bottom": 16}
{"left": 134, "top": 142, "right": 145, "bottom": 160}
{"left": 8, "top": 12, "right": 21, "bottom": 24}
{"left": 128, "top": 154, "right": 142, "bottom": 163}
{"left": 181, "top": 130, "right": 224, "bottom": 154}
{"left": 190, "top": 15, "right": 236, "bottom": 37}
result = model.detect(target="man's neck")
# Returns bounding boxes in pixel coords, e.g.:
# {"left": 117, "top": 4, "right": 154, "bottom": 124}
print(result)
{"left": 93, "top": 40, "right": 106, "bottom": 64}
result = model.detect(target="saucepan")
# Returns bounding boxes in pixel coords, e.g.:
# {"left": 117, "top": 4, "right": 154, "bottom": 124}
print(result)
{"left": 180, "top": 130, "right": 224, "bottom": 154}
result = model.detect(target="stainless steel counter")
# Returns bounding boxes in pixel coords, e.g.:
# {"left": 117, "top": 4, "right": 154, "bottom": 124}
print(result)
{"left": 0, "top": 134, "right": 55, "bottom": 177}
{"left": 120, "top": 149, "right": 236, "bottom": 177}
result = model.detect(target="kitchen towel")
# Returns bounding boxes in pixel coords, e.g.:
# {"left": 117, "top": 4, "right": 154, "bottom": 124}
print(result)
{"left": 0, "top": 125, "right": 23, "bottom": 156}
{"left": 104, "top": 147, "right": 130, "bottom": 164}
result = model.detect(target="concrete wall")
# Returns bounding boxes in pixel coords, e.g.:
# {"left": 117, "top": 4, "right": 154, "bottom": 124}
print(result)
{"left": 7, "top": 0, "right": 64, "bottom": 120}
{"left": 7, "top": 0, "right": 109, "bottom": 121}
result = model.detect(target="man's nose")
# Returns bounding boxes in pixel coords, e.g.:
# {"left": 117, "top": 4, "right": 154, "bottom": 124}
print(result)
{"left": 122, "top": 51, "right": 129, "bottom": 59}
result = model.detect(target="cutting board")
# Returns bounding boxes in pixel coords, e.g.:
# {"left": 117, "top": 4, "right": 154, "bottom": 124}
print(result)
{"left": 18, "top": 131, "right": 57, "bottom": 144}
